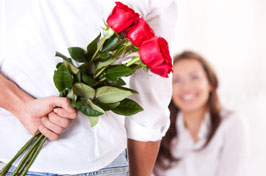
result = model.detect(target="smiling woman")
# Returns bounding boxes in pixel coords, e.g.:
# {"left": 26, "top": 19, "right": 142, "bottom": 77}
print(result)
{"left": 171, "top": 0, "right": 266, "bottom": 175}
{"left": 154, "top": 51, "right": 250, "bottom": 176}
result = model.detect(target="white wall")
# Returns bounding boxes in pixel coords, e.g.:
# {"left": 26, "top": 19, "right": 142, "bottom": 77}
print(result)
{"left": 173, "top": 0, "right": 266, "bottom": 175}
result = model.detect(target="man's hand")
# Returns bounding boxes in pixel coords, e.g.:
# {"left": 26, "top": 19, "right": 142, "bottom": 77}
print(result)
{"left": 0, "top": 73, "right": 77, "bottom": 141}
{"left": 16, "top": 96, "right": 77, "bottom": 140}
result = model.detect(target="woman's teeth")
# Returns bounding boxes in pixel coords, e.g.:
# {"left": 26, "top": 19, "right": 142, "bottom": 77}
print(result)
{"left": 182, "top": 94, "right": 196, "bottom": 101}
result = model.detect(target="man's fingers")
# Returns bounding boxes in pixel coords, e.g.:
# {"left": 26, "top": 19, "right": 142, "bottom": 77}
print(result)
{"left": 39, "top": 124, "right": 59, "bottom": 141}
{"left": 53, "top": 108, "right": 77, "bottom": 120}
{"left": 48, "top": 112, "right": 71, "bottom": 128}
{"left": 47, "top": 96, "right": 75, "bottom": 113}
{"left": 41, "top": 117, "right": 63, "bottom": 135}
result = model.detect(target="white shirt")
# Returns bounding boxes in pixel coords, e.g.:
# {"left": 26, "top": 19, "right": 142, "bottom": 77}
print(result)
{"left": 0, "top": 0, "right": 177, "bottom": 174}
{"left": 156, "top": 111, "right": 250, "bottom": 176}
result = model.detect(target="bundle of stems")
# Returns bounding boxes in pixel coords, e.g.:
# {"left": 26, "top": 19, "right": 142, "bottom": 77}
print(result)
{"left": 0, "top": 131, "right": 46, "bottom": 176}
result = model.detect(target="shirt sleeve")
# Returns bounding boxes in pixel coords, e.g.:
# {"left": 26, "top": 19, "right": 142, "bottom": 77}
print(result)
{"left": 145, "top": 0, "right": 178, "bottom": 45}
{"left": 125, "top": 0, "right": 178, "bottom": 142}
{"left": 0, "top": 1, "right": 4, "bottom": 68}
{"left": 216, "top": 112, "right": 250, "bottom": 176}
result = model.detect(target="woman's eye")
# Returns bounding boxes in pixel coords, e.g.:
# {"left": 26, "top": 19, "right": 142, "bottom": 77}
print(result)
{"left": 173, "top": 77, "right": 181, "bottom": 83}
{"left": 190, "top": 75, "right": 200, "bottom": 80}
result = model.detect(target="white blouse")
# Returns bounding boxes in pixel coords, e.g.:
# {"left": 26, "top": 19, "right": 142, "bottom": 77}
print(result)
{"left": 0, "top": 0, "right": 177, "bottom": 174}
{"left": 155, "top": 111, "right": 250, "bottom": 176}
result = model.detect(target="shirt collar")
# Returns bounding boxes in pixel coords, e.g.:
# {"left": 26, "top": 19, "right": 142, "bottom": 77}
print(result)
{"left": 176, "top": 111, "right": 211, "bottom": 149}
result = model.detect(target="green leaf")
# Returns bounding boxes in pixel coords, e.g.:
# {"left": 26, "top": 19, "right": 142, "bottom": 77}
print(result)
{"left": 96, "top": 57, "right": 118, "bottom": 71}
{"left": 86, "top": 99, "right": 105, "bottom": 114}
{"left": 101, "top": 34, "right": 120, "bottom": 52}
{"left": 80, "top": 104, "right": 103, "bottom": 117}
{"left": 105, "top": 75, "right": 116, "bottom": 82}
{"left": 53, "top": 64, "right": 73, "bottom": 91}
{"left": 59, "top": 91, "right": 65, "bottom": 97}
{"left": 63, "top": 60, "right": 79, "bottom": 74}
{"left": 112, "top": 86, "right": 139, "bottom": 94}
{"left": 74, "top": 71, "right": 82, "bottom": 83}
{"left": 129, "top": 64, "right": 142, "bottom": 71}
{"left": 99, "top": 51, "right": 110, "bottom": 60}
{"left": 81, "top": 72, "right": 96, "bottom": 86}
{"left": 94, "top": 101, "right": 120, "bottom": 111}
{"left": 56, "top": 62, "right": 63, "bottom": 69}
{"left": 70, "top": 100, "right": 87, "bottom": 109}
{"left": 105, "top": 65, "right": 134, "bottom": 80}
{"left": 55, "top": 51, "right": 72, "bottom": 63}
{"left": 112, "top": 98, "right": 143, "bottom": 116}
{"left": 107, "top": 78, "right": 126, "bottom": 86}
{"left": 79, "top": 63, "right": 96, "bottom": 75}
{"left": 87, "top": 116, "right": 99, "bottom": 127}
{"left": 95, "top": 86, "right": 132, "bottom": 103}
{"left": 73, "top": 83, "right": 95, "bottom": 99}
{"left": 67, "top": 89, "right": 78, "bottom": 101}
{"left": 68, "top": 47, "right": 87, "bottom": 62}
{"left": 56, "top": 52, "right": 79, "bottom": 74}
{"left": 87, "top": 33, "right": 101, "bottom": 59}
{"left": 116, "top": 78, "right": 126, "bottom": 86}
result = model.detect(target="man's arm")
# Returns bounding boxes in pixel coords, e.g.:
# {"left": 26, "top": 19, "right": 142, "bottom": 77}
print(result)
{"left": 0, "top": 73, "right": 33, "bottom": 116}
{"left": 0, "top": 73, "right": 77, "bottom": 140}
{"left": 124, "top": 1, "right": 177, "bottom": 174}
{"left": 128, "top": 139, "right": 160, "bottom": 176}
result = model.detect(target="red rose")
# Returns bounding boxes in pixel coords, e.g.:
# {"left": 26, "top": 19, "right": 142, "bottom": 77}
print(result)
{"left": 126, "top": 18, "right": 155, "bottom": 47}
{"left": 107, "top": 2, "right": 139, "bottom": 33}
{"left": 139, "top": 37, "right": 173, "bottom": 78}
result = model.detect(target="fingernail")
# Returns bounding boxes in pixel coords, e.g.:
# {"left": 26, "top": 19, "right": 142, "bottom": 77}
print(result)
{"left": 39, "top": 125, "right": 43, "bottom": 131}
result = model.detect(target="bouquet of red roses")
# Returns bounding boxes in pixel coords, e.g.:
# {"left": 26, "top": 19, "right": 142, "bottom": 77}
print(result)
{"left": 0, "top": 2, "right": 172, "bottom": 175}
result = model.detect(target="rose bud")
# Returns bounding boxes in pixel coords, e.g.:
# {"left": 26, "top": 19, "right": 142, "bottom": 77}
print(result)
{"left": 126, "top": 18, "right": 155, "bottom": 47}
{"left": 139, "top": 37, "right": 173, "bottom": 78}
{"left": 107, "top": 2, "right": 139, "bottom": 33}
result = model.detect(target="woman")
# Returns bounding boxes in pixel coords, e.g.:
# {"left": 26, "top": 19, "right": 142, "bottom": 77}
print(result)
{"left": 154, "top": 51, "right": 250, "bottom": 176}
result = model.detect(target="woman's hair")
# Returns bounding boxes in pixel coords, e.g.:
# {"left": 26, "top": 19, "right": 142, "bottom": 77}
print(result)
{"left": 154, "top": 51, "right": 222, "bottom": 175}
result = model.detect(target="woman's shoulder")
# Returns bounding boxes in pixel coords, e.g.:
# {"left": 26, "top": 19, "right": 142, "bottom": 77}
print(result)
{"left": 217, "top": 109, "right": 251, "bottom": 153}
{"left": 219, "top": 109, "right": 250, "bottom": 134}
{"left": 220, "top": 109, "right": 247, "bottom": 121}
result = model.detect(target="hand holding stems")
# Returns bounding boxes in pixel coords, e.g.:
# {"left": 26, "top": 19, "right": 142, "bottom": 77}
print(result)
{"left": 17, "top": 97, "right": 76, "bottom": 176}
{"left": 0, "top": 71, "right": 77, "bottom": 175}
{"left": 0, "top": 88, "right": 77, "bottom": 175}
{"left": 15, "top": 96, "right": 77, "bottom": 140}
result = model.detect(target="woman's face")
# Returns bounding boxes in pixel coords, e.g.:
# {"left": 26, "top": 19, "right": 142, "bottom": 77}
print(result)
{"left": 172, "top": 59, "right": 211, "bottom": 113}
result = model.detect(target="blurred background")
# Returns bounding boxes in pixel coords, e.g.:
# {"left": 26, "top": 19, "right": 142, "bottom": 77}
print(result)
{"left": 172, "top": 0, "right": 266, "bottom": 175}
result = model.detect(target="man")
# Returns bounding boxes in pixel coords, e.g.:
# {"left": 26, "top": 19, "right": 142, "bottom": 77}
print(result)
{"left": 0, "top": 0, "right": 177, "bottom": 175}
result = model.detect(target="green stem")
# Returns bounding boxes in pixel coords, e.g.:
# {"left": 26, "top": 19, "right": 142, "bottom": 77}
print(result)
{"left": 125, "top": 56, "right": 141, "bottom": 67}
{"left": 93, "top": 77, "right": 107, "bottom": 86}
{"left": 0, "top": 131, "right": 40, "bottom": 175}
{"left": 93, "top": 42, "right": 128, "bottom": 79}
{"left": 21, "top": 137, "right": 47, "bottom": 176}
{"left": 94, "top": 66, "right": 108, "bottom": 79}
{"left": 124, "top": 52, "right": 139, "bottom": 59}
{"left": 90, "top": 28, "right": 114, "bottom": 64}
{"left": 90, "top": 37, "right": 107, "bottom": 63}
{"left": 16, "top": 142, "right": 39, "bottom": 175}
{"left": 116, "top": 44, "right": 127, "bottom": 57}
{"left": 11, "top": 134, "right": 44, "bottom": 176}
